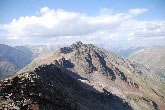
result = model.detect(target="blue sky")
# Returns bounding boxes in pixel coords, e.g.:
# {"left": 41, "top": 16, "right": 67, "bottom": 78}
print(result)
{"left": 1, "top": 0, "right": 165, "bottom": 24}
{"left": 0, "top": 0, "right": 165, "bottom": 47}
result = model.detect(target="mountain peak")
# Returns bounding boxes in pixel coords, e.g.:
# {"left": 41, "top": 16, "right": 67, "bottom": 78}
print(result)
{"left": 75, "top": 41, "right": 83, "bottom": 45}
{"left": 12, "top": 41, "right": 164, "bottom": 110}
{"left": 71, "top": 41, "right": 84, "bottom": 49}
{"left": 60, "top": 41, "right": 85, "bottom": 54}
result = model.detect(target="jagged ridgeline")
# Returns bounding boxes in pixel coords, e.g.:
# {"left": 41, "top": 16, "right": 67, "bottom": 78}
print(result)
{"left": 0, "top": 64, "right": 131, "bottom": 110}
{"left": 0, "top": 41, "right": 165, "bottom": 110}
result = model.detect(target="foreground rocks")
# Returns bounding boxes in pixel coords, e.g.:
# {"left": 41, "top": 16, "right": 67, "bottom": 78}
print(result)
{"left": 0, "top": 64, "right": 131, "bottom": 110}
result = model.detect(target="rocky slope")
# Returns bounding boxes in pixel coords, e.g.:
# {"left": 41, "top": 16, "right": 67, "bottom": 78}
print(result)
{"left": 0, "top": 63, "right": 132, "bottom": 110}
{"left": 17, "top": 41, "right": 165, "bottom": 110}
{"left": 0, "top": 44, "right": 33, "bottom": 80}
{"left": 129, "top": 47, "right": 165, "bottom": 78}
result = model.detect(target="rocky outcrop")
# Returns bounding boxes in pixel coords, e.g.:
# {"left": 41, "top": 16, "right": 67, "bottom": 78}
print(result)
{"left": 50, "top": 41, "right": 164, "bottom": 110}
{"left": 7, "top": 41, "right": 165, "bottom": 110}
{"left": 0, "top": 64, "right": 132, "bottom": 110}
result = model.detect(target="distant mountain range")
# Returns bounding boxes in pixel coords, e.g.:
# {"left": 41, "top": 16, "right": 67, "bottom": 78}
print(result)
{"left": 15, "top": 44, "right": 61, "bottom": 58}
{"left": 129, "top": 46, "right": 165, "bottom": 78}
{"left": 0, "top": 44, "right": 59, "bottom": 80}
{"left": 111, "top": 46, "right": 144, "bottom": 58}
{"left": 1, "top": 41, "right": 164, "bottom": 110}
{"left": 0, "top": 44, "right": 33, "bottom": 80}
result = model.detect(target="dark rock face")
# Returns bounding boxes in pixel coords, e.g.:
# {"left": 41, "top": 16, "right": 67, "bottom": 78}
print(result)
{"left": 0, "top": 64, "right": 132, "bottom": 110}
{"left": 60, "top": 47, "right": 73, "bottom": 54}
{"left": 56, "top": 41, "right": 142, "bottom": 86}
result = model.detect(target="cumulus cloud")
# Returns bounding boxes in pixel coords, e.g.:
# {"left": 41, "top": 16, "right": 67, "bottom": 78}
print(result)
{"left": 1, "top": 7, "right": 146, "bottom": 38}
{"left": 0, "top": 7, "right": 165, "bottom": 46}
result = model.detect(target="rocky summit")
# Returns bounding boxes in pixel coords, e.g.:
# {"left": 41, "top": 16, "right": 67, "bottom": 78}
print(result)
{"left": 0, "top": 41, "right": 165, "bottom": 110}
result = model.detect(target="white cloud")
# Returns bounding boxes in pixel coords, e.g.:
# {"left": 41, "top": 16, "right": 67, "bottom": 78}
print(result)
{"left": 40, "top": 7, "right": 50, "bottom": 13}
{"left": 0, "top": 7, "right": 165, "bottom": 47}
{"left": 1, "top": 7, "right": 140, "bottom": 39}
{"left": 128, "top": 8, "right": 148, "bottom": 15}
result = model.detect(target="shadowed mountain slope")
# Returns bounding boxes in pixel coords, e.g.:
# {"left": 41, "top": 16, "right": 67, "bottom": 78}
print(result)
{"left": 19, "top": 41, "right": 165, "bottom": 110}
{"left": 0, "top": 63, "right": 132, "bottom": 110}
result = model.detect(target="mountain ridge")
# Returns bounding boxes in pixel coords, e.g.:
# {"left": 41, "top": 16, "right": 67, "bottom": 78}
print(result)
{"left": 0, "top": 62, "right": 132, "bottom": 110}
{"left": 1, "top": 41, "right": 165, "bottom": 110}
